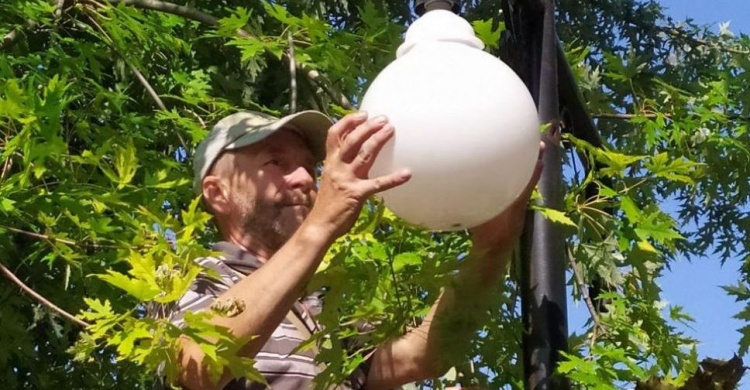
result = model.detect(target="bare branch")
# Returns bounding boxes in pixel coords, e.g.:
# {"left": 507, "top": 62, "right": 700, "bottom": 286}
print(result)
{"left": 0, "top": 262, "right": 90, "bottom": 328}
{"left": 660, "top": 26, "right": 750, "bottom": 56}
{"left": 1, "top": 225, "right": 78, "bottom": 246}
{"left": 0, "top": 224, "right": 125, "bottom": 249}
{"left": 130, "top": 65, "right": 166, "bottom": 111}
{"left": 84, "top": 11, "right": 190, "bottom": 153}
{"left": 101, "top": 0, "right": 352, "bottom": 110}
{"left": 187, "top": 109, "right": 206, "bottom": 129}
{"left": 1, "top": 29, "right": 21, "bottom": 51}
{"left": 107, "top": 0, "right": 218, "bottom": 25}
{"left": 129, "top": 64, "right": 190, "bottom": 151}
{"left": 2, "top": 0, "right": 74, "bottom": 52}
{"left": 593, "top": 111, "right": 748, "bottom": 122}
{"left": 593, "top": 112, "right": 658, "bottom": 120}
{"left": 567, "top": 247, "right": 602, "bottom": 329}
{"left": 55, "top": 0, "right": 68, "bottom": 20}
{"left": 304, "top": 73, "right": 328, "bottom": 114}
{"left": 288, "top": 32, "right": 297, "bottom": 114}
{"left": 307, "top": 70, "right": 352, "bottom": 109}
{"left": 0, "top": 156, "right": 12, "bottom": 180}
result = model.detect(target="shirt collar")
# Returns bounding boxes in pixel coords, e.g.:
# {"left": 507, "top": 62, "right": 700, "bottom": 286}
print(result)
{"left": 212, "top": 241, "right": 264, "bottom": 273}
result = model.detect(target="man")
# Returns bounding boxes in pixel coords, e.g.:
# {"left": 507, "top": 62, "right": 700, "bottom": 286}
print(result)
{"left": 172, "top": 109, "right": 543, "bottom": 389}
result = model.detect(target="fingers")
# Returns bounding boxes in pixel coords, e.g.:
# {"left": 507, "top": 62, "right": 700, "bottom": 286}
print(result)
{"left": 363, "top": 169, "right": 411, "bottom": 196}
{"left": 340, "top": 115, "right": 389, "bottom": 162}
{"left": 518, "top": 141, "right": 546, "bottom": 200}
{"left": 322, "top": 111, "right": 410, "bottom": 197}
{"left": 326, "top": 111, "right": 368, "bottom": 152}
{"left": 352, "top": 123, "right": 394, "bottom": 174}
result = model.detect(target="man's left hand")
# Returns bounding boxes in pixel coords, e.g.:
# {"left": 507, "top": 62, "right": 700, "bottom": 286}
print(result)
{"left": 469, "top": 142, "right": 545, "bottom": 256}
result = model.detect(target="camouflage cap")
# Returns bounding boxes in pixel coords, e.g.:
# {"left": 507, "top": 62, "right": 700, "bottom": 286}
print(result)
{"left": 193, "top": 110, "right": 332, "bottom": 193}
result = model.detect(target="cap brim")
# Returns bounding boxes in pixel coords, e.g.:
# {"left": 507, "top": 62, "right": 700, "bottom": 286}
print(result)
{"left": 229, "top": 110, "right": 331, "bottom": 162}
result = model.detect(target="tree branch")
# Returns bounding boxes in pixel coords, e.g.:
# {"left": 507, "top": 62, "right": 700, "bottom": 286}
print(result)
{"left": 0, "top": 261, "right": 89, "bottom": 328}
{"left": 659, "top": 26, "right": 750, "bottom": 56}
{"left": 102, "top": 0, "right": 353, "bottom": 110}
{"left": 593, "top": 111, "right": 749, "bottom": 122}
{"left": 84, "top": 11, "right": 190, "bottom": 153}
{"left": 0, "top": 224, "right": 124, "bottom": 249}
{"left": 593, "top": 112, "right": 658, "bottom": 120}
{"left": 288, "top": 32, "right": 297, "bottom": 114}
{"left": 567, "top": 247, "right": 602, "bottom": 329}
{"left": 130, "top": 63, "right": 190, "bottom": 152}
{"left": 1, "top": 225, "right": 78, "bottom": 246}
{"left": 307, "top": 69, "right": 352, "bottom": 109}
{"left": 1, "top": 29, "right": 21, "bottom": 51}
{"left": 107, "top": 0, "right": 218, "bottom": 25}
{"left": 2, "top": 0, "right": 75, "bottom": 52}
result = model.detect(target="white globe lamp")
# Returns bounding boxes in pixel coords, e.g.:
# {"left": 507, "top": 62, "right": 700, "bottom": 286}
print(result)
{"left": 360, "top": 9, "right": 540, "bottom": 231}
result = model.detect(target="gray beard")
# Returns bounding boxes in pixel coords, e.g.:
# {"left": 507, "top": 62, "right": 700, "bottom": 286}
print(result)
{"left": 239, "top": 197, "right": 301, "bottom": 253}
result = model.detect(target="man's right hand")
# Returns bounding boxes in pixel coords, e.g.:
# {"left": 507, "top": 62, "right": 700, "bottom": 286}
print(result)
{"left": 306, "top": 112, "right": 411, "bottom": 238}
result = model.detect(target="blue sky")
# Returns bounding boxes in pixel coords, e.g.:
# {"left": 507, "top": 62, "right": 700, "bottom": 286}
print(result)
{"left": 660, "top": 0, "right": 750, "bottom": 34}
{"left": 658, "top": 0, "right": 749, "bottom": 363}
{"left": 566, "top": 0, "right": 750, "bottom": 371}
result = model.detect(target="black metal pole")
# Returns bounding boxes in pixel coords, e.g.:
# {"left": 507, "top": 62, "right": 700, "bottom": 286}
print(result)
{"left": 415, "top": 0, "right": 574, "bottom": 387}
{"left": 516, "top": 0, "right": 570, "bottom": 389}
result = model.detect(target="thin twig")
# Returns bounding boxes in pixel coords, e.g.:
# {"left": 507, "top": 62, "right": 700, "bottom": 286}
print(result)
{"left": 0, "top": 224, "right": 123, "bottom": 249}
{"left": 130, "top": 66, "right": 166, "bottom": 111}
{"left": 54, "top": 0, "right": 67, "bottom": 20}
{"left": 0, "top": 262, "right": 90, "bottom": 327}
{"left": 98, "top": 0, "right": 352, "bottom": 109}
{"left": 1, "top": 29, "right": 20, "bottom": 51}
{"left": 592, "top": 112, "right": 659, "bottom": 120}
{"left": 84, "top": 10, "right": 190, "bottom": 153}
{"left": 187, "top": 109, "right": 206, "bottom": 129}
{"left": 107, "top": 0, "right": 218, "bottom": 25}
{"left": 566, "top": 247, "right": 601, "bottom": 327}
{"left": 593, "top": 111, "right": 748, "bottom": 122}
{"left": 2, "top": 0, "right": 73, "bottom": 52}
{"left": 660, "top": 26, "right": 750, "bottom": 56}
{"left": 307, "top": 69, "right": 352, "bottom": 109}
{"left": 1, "top": 225, "right": 78, "bottom": 246}
{"left": 130, "top": 64, "right": 189, "bottom": 151}
{"left": 0, "top": 157, "right": 11, "bottom": 180}
{"left": 302, "top": 66, "right": 328, "bottom": 114}
{"left": 567, "top": 246, "right": 606, "bottom": 354}
{"left": 588, "top": 326, "right": 599, "bottom": 358}
{"left": 288, "top": 32, "right": 297, "bottom": 114}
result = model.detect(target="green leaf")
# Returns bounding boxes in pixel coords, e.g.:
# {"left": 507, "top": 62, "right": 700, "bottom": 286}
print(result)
{"left": 393, "top": 252, "right": 421, "bottom": 273}
{"left": 0, "top": 198, "right": 16, "bottom": 212}
{"left": 535, "top": 206, "right": 577, "bottom": 227}
{"left": 620, "top": 196, "right": 642, "bottom": 222}
{"left": 262, "top": 2, "right": 298, "bottom": 26}
{"left": 113, "top": 142, "right": 138, "bottom": 188}
{"left": 472, "top": 19, "right": 504, "bottom": 50}
{"left": 96, "top": 271, "right": 161, "bottom": 301}
{"left": 117, "top": 325, "right": 153, "bottom": 357}
{"left": 738, "top": 325, "right": 750, "bottom": 356}
{"left": 216, "top": 7, "right": 252, "bottom": 37}
{"left": 227, "top": 37, "right": 268, "bottom": 63}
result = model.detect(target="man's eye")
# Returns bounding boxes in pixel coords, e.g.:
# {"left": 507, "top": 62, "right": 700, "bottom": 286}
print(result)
{"left": 265, "top": 159, "right": 281, "bottom": 166}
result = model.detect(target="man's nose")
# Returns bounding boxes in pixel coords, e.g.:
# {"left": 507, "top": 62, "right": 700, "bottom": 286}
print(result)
{"left": 286, "top": 165, "right": 315, "bottom": 191}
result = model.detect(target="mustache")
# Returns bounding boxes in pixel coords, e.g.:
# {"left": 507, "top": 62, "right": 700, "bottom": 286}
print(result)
{"left": 280, "top": 193, "right": 313, "bottom": 207}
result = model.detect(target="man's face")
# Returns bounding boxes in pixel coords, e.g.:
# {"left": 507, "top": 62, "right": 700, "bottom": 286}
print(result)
{"left": 217, "top": 128, "right": 318, "bottom": 251}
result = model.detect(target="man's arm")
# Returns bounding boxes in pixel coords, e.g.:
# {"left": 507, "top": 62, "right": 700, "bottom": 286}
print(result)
{"left": 364, "top": 143, "right": 545, "bottom": 390}
{"left": 178, "top": 113, "right": 411, "bottom": 390}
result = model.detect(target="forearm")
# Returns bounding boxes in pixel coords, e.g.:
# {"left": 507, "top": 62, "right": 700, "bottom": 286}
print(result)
{"left": 179, "top": 221, "right": 334, "bottom": 389}
{"left": 424, "top": 247, "right": 513, "bottom": 368}
{"left": 365, "top": 247, "right": 513, "bottom": 389}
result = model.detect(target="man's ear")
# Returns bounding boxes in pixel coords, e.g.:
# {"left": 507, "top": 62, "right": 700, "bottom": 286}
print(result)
{"left": 202, "top": 176, "right": 230, "bottom": 215}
